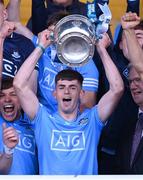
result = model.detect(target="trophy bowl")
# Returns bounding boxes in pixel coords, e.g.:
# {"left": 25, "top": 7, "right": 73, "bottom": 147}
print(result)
{"left": 54, "top": 14, "right": 96, "bottom": 67}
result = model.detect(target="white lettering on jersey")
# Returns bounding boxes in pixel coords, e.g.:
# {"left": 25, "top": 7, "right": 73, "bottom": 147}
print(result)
{"left": 51, "top": 130, "right": 85, "bottom": 151}
{"left": 2, "top": 58, "right": 18, "bottom": 77}
{"left": 55, "top": 135, "right": 66, "bottom": 147}
{"left": 39, "top": 67, "right": 56, "bottom": 91}
{"left": 16, "top": 130, "right": 36, "bottom": 155}
{"left": 4, "top": 64, "right": 12, "bottom": 73}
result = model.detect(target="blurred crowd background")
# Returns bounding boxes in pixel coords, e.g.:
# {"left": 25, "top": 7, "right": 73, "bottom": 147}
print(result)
{"left": 4, "top": 0, "right": 143, "bottom": 35}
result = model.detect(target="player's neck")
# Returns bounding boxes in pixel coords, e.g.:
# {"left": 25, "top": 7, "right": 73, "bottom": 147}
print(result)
{"left": 59, "top": 109, "right": 79, "bottom": 122}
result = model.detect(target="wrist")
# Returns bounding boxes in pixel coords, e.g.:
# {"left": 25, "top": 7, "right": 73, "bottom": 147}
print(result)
{"left": 0, "top": 33, "right": 5, "bottom": 41}
{"left": 123, "top": 28, "right": 135, "bottom": 35}
{"left": 122, "top": 26, "right": 135, "bottom": 31}
{"left": 4, "top": 145, "right": 14, "bottom": 156}
{"left": 36, "top": 44, "right": 45, "bottom": 53}
{"left": 96, "top": 45, "right": 106, "bottom": 53}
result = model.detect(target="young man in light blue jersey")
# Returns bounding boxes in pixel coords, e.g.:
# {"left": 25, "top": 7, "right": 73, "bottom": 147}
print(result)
{"left": 0, "top": 78, "right": 39, "bottom": 175}
{"left": 13, "top": 31, "right": 124, "bottom": 174}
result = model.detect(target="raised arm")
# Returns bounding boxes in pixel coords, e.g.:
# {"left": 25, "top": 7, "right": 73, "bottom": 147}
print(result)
{"left": 121, "top": 12, "right": 143, "bottom": 80}
{"left": 13, "top": 23, "right": 37, "bottom": 93}
{"left": 13, "top": 29, "right": 52, "bottom": 119}
{"left": 15, "top": 22, "right": 34, "bottom": 41}
{"left": 96, "top": 33, "right": 124, "bottom": 123}
{"left": 14, "top": 21, "right": 38, "bottom": 94}
{"left": 6, "top": 0, "right": 34, "bottom": 40}
{"left": 6, "top": 0, "right": 21, "bottom": 22}
{"left": 0, "top": 123, "right": 19, "bottom": 174}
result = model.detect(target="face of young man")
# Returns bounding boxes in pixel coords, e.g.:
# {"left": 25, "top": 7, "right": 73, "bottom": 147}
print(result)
{"left": 54, "top": 79, "right": 83, "bottom": 116}
{"left": 0, "top": 87, "right": 21, "bottom": 122}
{"left": 129, "top": 67, "right": 143, "bottom": 108}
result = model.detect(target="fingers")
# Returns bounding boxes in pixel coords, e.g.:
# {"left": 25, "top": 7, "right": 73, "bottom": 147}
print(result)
{"left": 0, "top": 21, "right": 15, "bottom": 38}
{"left": 121, "top": 12, "right": 140, "bottom": 22}
{"left": 3, "top": 128, "right": 17, "bottom": 139}
{"left": 38, "top": 29, "right": 53, "bottom": 48}
{"left": 122, "top": 12, "right": 139, "bottom": 21}
{"left": 121, "top": 12, "right": 141, "bottom": 30}
{"left": 96, "top": 33, "right": 111, "bottom": 48}
{"left": 2, "top": 123, "right": 19, "bottom": 148}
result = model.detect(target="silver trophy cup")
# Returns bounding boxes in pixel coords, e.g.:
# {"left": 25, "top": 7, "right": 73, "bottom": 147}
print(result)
{"left": 53, "top": 14, "right": 96, "bottom": 67}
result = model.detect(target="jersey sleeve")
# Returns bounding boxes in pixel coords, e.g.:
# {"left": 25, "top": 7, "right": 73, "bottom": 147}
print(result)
{"left": 77, "top": 59, "right": 99, "bottom": 92}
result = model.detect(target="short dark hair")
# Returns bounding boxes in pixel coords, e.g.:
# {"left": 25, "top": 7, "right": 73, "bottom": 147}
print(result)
{"left": 46, "top": 11, "right": 70, "bottom": 27}
{"left": 55, "top": 69, "right": 83, "bottom": 86}
{"left": 1, "top": 77, "right": 14, "bottom": 90}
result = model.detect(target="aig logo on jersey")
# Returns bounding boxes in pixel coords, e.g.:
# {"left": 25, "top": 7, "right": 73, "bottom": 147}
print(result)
{"left": 51, "top": 130, "right": 85, "bottom": 151}
{"left": 16, "top": 130, "right": 36, "bottom": 155}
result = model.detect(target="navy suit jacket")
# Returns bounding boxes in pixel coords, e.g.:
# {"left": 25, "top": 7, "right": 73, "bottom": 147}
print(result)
{"left": 117, "top": 115, "right": 143, "bottom": 174}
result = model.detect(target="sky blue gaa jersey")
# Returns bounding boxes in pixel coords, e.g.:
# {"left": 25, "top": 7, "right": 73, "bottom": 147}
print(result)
{"left": 33, "top": 104, "right": 104, "bottom": 175}
{"left": 0, "top": 114, "right": 38, "bottom": 175}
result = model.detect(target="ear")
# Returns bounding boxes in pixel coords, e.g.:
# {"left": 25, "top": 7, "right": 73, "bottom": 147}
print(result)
{"left": 53, "top": 90, "right": 57, "bottom": 99}
{"left": 79, "top": 89, "right": 85, "bottom": 100}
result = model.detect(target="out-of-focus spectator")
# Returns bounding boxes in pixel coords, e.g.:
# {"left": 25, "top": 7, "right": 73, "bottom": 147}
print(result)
{"left": 116, "top": 64, "right": 143, "bottom": 174}
{"left": 31, "top": 0, "right": 109, "bottom": 35}
{"left": 98, "top": 12, "right": 143, "bottom": 174}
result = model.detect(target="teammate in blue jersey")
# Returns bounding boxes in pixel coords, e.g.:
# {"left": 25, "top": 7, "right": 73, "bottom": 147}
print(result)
{"left": 0, "top": 122, "right": 19, "bottom": 174}
{"left": 0, "top": 78, "right": 39, "bottom": 175}
{"left": 0, "top": 16, "right": 38, "bottom": 174}
{"left": 0, "top": 0, "right": 38, "bottom": 93}
{"left": 13, "top": 32, "right": 124, "bottom": 174}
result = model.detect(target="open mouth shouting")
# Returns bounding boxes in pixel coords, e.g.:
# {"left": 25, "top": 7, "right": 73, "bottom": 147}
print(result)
{"left": 2, "top": 104, "right": 16, "bottom": 121}
{"left": 62, "top": 97, "right": 72, "bottom": 106}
